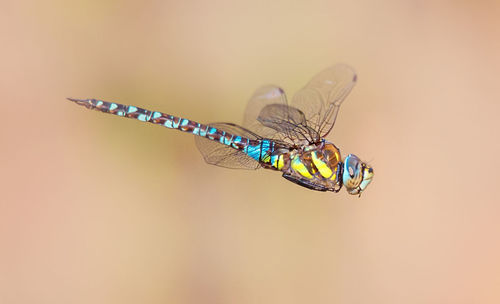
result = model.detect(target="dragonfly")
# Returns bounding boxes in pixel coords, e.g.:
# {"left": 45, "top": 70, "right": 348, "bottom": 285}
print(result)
{"left": 68, "top": 64, "right": 373, "bottom": 195}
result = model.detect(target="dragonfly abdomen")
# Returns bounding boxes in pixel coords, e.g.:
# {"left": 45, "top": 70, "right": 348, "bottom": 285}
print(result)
{"left": 68, "top": 98, "right": 263, "bottom": 153}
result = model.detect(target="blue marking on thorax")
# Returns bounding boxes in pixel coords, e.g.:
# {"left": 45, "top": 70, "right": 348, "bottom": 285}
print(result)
{"left": 96, "top": 100, "right": 103, "bottom": 107}
{"left": 110, "top": 103, "right": 118, "bottom": 111}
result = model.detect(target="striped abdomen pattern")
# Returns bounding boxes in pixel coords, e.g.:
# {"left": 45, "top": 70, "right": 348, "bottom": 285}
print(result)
{"left": 68, "top": 98, "right": 277, "bottom": 165}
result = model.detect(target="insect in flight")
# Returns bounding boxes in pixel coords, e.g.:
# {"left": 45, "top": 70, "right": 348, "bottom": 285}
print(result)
{"left": 68, "top": 64, "right": 373, "bottom": 195}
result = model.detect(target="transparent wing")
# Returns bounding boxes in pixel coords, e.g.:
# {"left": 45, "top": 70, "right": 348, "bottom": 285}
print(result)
{"left": 194, "top": 123, "right": 262, "bottom": 170}
{"left": 256, "top": 103, "right": 319, "bottom": 144}
{"left": 242, "top": 85, "right": 288, "bottom": 139}
{"left": 242, "top": 85, "right": 317, "bottom": 144}
{"left": 242, "top": 65, "right": 356, "bottom": 144}
{"left": 290, "top": 64, "right": 357, "bottom": 139}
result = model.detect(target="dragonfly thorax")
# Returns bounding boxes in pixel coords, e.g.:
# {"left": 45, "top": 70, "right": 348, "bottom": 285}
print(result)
{"left": 278, "top": 141, "right": 343, "bottom": 192}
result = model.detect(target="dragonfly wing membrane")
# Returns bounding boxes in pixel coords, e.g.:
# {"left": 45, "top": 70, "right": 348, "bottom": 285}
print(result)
{"left": 291, "top": 64, "right": 357, "bottom": 139}
{"left": 243, "top": 85, "right": 320, "bottom": 144}
{"left": 194, "top": 123, "right": 262, "bottom": 170}
{"left": 257, "top": 104, "right": 306, "bottom": 128}
{"left": 257, "top": 104, "right": 318, "bottom": 143}
{"left": 242, "top": 85, "right": 289, "bottom": 139}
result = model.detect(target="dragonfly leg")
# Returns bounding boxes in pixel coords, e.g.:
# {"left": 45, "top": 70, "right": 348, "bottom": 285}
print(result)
{"left": 282, "top": 173, "right": 329, "bottom": 192}
{"left": 332, "top": 183, "right": 342, "bottom": 193}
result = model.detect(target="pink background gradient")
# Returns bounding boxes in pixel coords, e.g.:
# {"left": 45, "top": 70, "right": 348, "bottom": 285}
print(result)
{"left": 2, "top": 1, "right": 500, "bottom": 303}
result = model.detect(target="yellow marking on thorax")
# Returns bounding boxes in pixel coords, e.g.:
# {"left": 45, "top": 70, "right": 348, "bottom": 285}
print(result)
{"left": 291, "top": 156, "right": 313, "bottom": 179}
{"left": 311, "top": 151, "right": 333, "bottom": 179}
{"left": 330, "top": 172, "right": 337, "bottom": 181}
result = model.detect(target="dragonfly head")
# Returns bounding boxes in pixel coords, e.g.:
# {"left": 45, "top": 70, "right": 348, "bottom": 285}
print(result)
{"left": 342, "top": 154, "right": 374, "bottom": 195}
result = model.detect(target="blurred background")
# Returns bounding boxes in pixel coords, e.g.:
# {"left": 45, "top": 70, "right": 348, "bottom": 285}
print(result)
{"left": 1, "top": 0, "right": 500, "bottom": 303}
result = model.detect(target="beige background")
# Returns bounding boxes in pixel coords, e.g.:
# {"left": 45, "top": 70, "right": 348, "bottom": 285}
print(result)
{"left": 2, "top": 1, "right": 500, "bottom": 303}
